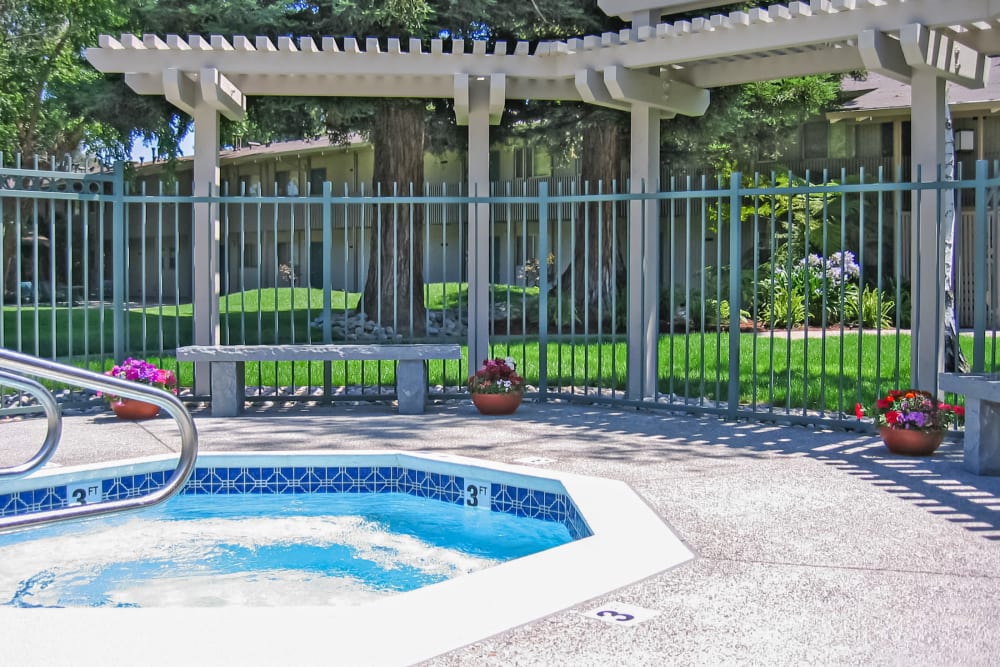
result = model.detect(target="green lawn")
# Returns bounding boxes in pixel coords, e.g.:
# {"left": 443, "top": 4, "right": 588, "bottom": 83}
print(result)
{"left": 3, "top": 284, "right": 993, "bottom": 414}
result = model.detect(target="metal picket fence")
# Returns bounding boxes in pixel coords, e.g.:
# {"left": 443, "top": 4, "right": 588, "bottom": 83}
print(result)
{"left": 2, "top": 154, "right": 999, "bottom": 427}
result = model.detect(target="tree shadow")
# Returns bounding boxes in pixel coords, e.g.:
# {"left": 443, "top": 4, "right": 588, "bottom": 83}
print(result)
{"left": 510, "top": 403, "right": 1000, "bottom": 542}
{"left": 129, "top": 399, "right": 1000, "bottom": 542}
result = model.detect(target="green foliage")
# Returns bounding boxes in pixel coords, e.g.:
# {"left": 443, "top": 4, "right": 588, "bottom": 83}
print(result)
{"left": 885, "top": 278, "right": 911, "bottom": 329}
{"left": 759, "top": 286, "right": 806, "bottom": 329}
{"left": 755, "top": 250, "right": 899, "bottom": 330}
{"left": 742, "top": 171, "right": 848, "bottom": 262}
{"left": 856, "top": 284, "right": 895, "bottom": 329}
{"left": 0, "top": 0, "right": 132, "bottom": 159}
{"left": 663, "top": 75, "right": 842, "bottom": 173}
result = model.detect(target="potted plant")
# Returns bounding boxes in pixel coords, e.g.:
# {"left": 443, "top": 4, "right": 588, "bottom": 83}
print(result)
{"left": 468, "top": 357, "right": 525, "bottom": 415}
{"left": 100, "top": 357, "right": 177, "bottom": 420}
{"left": 856, "top": 389, "right": 964, "bottom": 455}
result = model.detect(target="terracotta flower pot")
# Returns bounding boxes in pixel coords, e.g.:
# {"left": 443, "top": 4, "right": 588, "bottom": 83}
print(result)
{"left": 879, "top": 426, "right": 945, "bottom": 456}
{"left": 110, "top": 398, "right": 161, "bottom": 420}
{"left": 471, "top": 391, "right": 523, "bottom": 415}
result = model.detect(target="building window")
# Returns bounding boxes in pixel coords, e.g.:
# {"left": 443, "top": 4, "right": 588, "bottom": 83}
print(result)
{"left": 243, "top": 243, "right": 259, "bottom": 268}
{"left": 802, "top": 123, "right": 828, "bottom": 159}
{"left": 309, "top": 168, "right": 326, "bottom": 196}
{"left": 515, "top": 235, "right": 537, "bottom": 265}
{"left": 489, "top": 150, "right": 500, "bottom": 182}
{"left": 276, "top": 170, "right": 289, "bottom": 196}
{"left": 880, "top": 123, "right": 894, "bottom": 158}
{"left": 238, "top": 175, "right": 253, "bottom": 195}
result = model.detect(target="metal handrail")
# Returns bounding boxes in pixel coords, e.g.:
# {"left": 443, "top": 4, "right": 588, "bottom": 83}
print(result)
{"left": 0, "top": 371, "right": 62, "bottom": 478}
{"left": 0, "top": 349, "right": 198, "bottom": 532}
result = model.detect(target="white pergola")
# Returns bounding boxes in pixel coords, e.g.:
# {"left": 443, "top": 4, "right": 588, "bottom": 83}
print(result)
{"left": 87, "top": 0, "right": 1000, "bottom": 397}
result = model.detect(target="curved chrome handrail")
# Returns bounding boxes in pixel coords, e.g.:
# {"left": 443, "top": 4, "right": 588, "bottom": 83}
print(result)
{"left": 0, "top": 349, "right": 198, "bottom": 532}
{"left": 0, "top": 371, "right": 62, "bottom": 478}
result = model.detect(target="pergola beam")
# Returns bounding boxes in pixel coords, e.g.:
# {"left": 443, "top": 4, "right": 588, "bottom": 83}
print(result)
{"left": 863, "top": 23, "right": 991, "bottom": 88}
{"left": 900, "top": 23, "right": 990, "bottom": 89}
{"left": 454, "top": 73, "right": 506, "bottom": 126}
{"left": 859, "top": 29, "right": 913, "bottom": 84}
{"left": 603, "top": 66, "right": 709, "bottom": 116}
{"left": 199, "top": 67, "right": 247, "bottom": 121}
{"left": 88, "top": 2, "right": 1000, "bottom": 107}
{"left": 161, "top": 68, "right": 197, "bottom": 116}
{"left": 575, "top": 68, "right": 631, "bottom": 112}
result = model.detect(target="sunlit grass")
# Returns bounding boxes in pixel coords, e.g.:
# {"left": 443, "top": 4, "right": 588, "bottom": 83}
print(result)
{"left": 5, "top": 287, "right": 996, "bottom": 415}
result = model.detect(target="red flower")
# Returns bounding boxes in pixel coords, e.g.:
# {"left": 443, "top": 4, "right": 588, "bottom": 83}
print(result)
{"left": 954, "top": 405, "right": 966, "bottom": 417}
{"left": 855, "top": 403, "right": 864, "bottom": 419}
{"left": 886, "top": 411, "right": 899, "bottom": 425}
{"left": 876, "top": 398, "right": 891, "bottom": 410}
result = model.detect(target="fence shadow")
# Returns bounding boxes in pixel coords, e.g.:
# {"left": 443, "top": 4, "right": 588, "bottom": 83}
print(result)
{"left": 31, "top": 399, "right": 1000, "bottom": 543}
{"left": 515, "top": 402, "right": 1000, "bottom": 542}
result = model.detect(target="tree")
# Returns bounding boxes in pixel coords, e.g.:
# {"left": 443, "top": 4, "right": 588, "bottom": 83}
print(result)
{"left": 0, "top": 0, "right": 135, "bottom": 287}
{"left": 943, "top": 105, "right": 970, "bottom": 373}
{"left": 495, "top": 3, "right": 841, "bottom": 330}
{"left": 280, "top": 0, "right": 596, "bottom": 334}
{"left": 661, "top": 76, "right": 842, "bottom": 176}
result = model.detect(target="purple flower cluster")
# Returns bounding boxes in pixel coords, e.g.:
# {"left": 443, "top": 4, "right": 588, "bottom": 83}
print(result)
{"left": 894, "top": 410, "right": 931, "bottom": 429}
{"left": 799, "top": 250, "right": 860, "bottom": 289}
{"left": 101, "top": 357, "right": 177, "bottom": 402}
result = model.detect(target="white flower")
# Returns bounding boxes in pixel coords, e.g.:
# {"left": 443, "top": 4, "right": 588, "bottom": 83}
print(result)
{"left": 504, "top": 357, "right": 516, "bottom": 371}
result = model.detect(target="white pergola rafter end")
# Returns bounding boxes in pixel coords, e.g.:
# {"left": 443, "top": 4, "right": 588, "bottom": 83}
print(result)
{"left": 900, "top": 23, "right": 990, "bottom": 89}
{"left": 489, "top": 73, "right": 506, "bottom": 124}
{"left": 454, "top": 73, "right": 469, "bottom": 125}
{"left": 157, "top": 68, "right": 246, "bottom": 120}
{"left": 454, "top": 73, "right": 506, "bottom": 126}
{"left": 162, "top": 68, "right": 197, "bottom": 116}
{"left": 200, "top": 67, "right": 247, "bottom": 121}
{"left": 858, "top": 29, "right": 912, "bottom": 84}
{"left": 575, "top": 68, "right": 631, "bottom": 112}
{"left": 603, "top": 66, "right": 709, "bottom": 117}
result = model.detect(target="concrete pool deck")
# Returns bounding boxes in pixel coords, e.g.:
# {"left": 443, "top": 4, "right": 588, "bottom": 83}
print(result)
{"left": 3, "top": 400, "right": 1000, "bottom": 665}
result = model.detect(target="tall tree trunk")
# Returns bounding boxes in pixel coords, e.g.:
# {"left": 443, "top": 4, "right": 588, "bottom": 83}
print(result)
{"left": 943, "top": 104, "right": 970, "bottom": 373}
{"left": 362, "top": 100, "right": 426, "bottom": 336}
{"left": 558, "top": 122, "right": 625, "bottom": 329}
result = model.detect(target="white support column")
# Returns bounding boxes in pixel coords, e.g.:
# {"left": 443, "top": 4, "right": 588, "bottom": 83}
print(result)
{"left": 627, "top": 102, "right": 660, "bottom": 399}
{"left": 191, "top": 101, "right": 221, "bottom": 394}
{"left": 910, "top": 70, "right": 946, "bottom": 393}
{"left": 464, "top": 77, "right": 493, "bottom": 372}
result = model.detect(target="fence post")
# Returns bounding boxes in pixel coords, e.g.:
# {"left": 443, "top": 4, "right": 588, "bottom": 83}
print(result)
{"left": 973, "top": 160, "right": 988, "bottom": 372}
{"left": 322, "top": 181, "right": 333, "bottom": 398}
{"left": 111, "top": 161, "right": 126, "bottom": 362}
{"left": 728, "top": 172, "right": 742, "bottom": 419}
{"left": 537, "top": 181, "right": 549, "bottom": 400}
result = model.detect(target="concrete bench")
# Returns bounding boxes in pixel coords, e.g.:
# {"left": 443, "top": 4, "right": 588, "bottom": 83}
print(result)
{"left": 176, "top": 343, "right": 462, "bottom": 417}
{"left": 939, "top": 372, "right": 1000, "bottom": 475}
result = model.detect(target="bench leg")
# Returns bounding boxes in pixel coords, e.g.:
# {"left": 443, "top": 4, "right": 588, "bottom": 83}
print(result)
{"left": 210, "top": 361, "right": 245, "bottom": 417}
{"left": 964, "top": 398, "right": 1000, "bottom": 475}
{"left": 396, "top": 360, "right": 427, "bottom": 415}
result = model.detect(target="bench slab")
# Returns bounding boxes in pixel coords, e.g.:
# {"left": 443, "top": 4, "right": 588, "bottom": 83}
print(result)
{"left": 176, "top": 344, "right": 462, "bottom": 362}
{"left": 940, "top": 372, "right": 1000, "bottom": 475}
{"left": 177, "top": 344, "right": 462, "bottom": 417}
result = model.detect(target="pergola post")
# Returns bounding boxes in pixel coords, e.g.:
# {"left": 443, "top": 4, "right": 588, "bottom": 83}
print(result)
{"left": 191, "top": 101, "right": 222, "bottom": 395}
{"left": 627, "top": 103, "right": 660, "bottom": 399}
{"left": 910, "top": 70, "right": 947, "bottom": 394}
{"left": 456, "top": 74, "right": 504, "bottom": 373}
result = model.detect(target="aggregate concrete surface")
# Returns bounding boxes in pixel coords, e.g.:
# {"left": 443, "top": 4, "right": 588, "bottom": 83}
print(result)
{"left": 2, "top": 399, "right": 999, "bottom": 666}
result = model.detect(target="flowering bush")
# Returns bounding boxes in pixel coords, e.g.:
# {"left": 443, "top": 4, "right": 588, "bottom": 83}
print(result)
{"left": 855, "top": 389, "right": 964, "bottom": 431}
{"left": 100, "top": 357, "right": 177, "bottom": 403}
{"left": 761, "top": 250, "right": 864, "bottom": 328}
{"left": 468, "top": 357, "right": 525, "bottom": 394}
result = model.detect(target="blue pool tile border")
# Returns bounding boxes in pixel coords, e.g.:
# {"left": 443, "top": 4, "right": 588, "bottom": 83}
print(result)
{"left": 0, "top": 465, "right": 591, "bottom": 539}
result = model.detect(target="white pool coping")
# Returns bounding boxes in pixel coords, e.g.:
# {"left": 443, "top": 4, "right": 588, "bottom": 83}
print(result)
{"left": 0, "top": 451, "right": 694, "bottom": 666}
